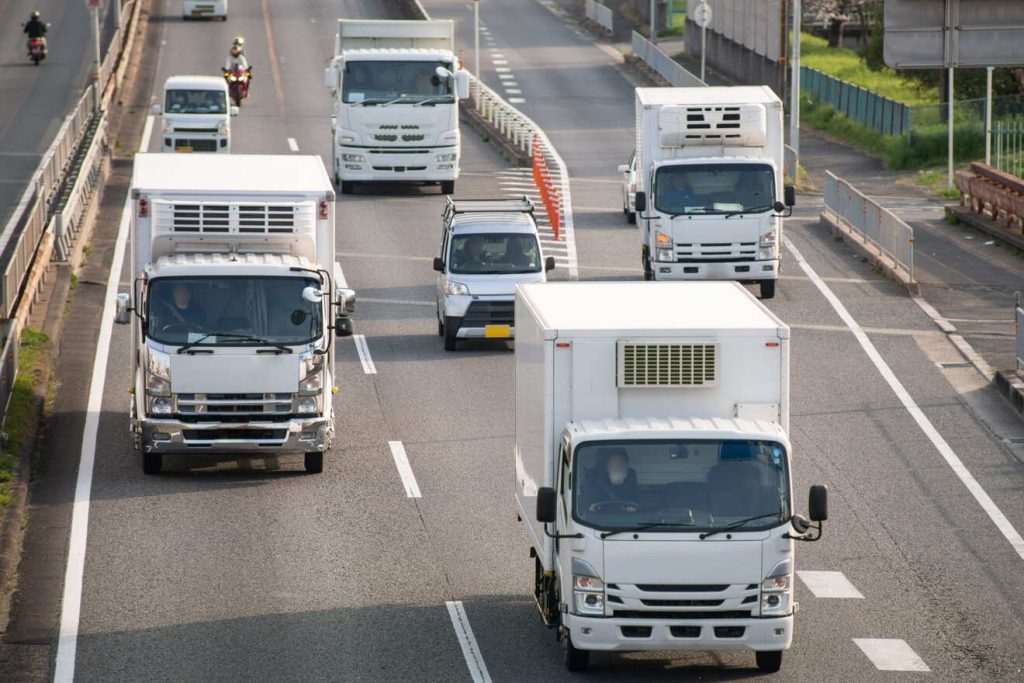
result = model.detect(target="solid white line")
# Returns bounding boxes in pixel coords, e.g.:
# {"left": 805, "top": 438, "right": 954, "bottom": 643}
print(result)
{"left": 508, "top": 98, "right": 527, "bottom": 104}
{"left": 352, "top": 334, "right": 376, "bottom": 375}
{"left": 360, "top": 297, "right": 433, "bottom": 307}
{"left": 287, "top": 137, "right": 299, "bottom": 152}
{"left": 388, "top": 441, "right": 421, "bottom": 498}
{"left": 446, "top": 601, "right": 492, "bottom": 683}
{"left": 786, "top": 238, "right": 1024, "bottom": 562}
{"left": 853, "top": 638, "right": 930, "bottom": 672}
{"left": 53, "top": 114, "right": 155, "bottom": 683}
{"left": 797, "top": 571, "right": 864, "bottom": 599}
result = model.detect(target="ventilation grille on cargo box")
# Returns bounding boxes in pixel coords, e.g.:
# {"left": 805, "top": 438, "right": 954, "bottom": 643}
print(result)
{"left": 617, "top": 342, "right": 718, "bottom": 388}
{"left": 155, "top": 201, "right": 313, "bottom": 234}
{"left": 658, "top": 104, "right": 767, "bottom": 147}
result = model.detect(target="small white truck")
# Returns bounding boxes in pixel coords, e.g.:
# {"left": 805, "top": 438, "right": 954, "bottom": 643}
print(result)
{"left": 115, "top": 154, "right": 355, "bottom": 476}
{"left": 153, "top": 75, "right": 237, "bottom": 153}
{"left": 323, "top": 19, "right": 469, "bottom": 195}
{"left": 514, "top": 281, "right": 826, "bottom": 673}
{"left": 633, "top": 87, "right": 794, "bottom": 298}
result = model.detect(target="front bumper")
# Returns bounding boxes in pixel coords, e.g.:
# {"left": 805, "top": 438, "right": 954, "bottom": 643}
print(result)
{"left": 337, "top": 145, "right": 458, "bottom": 182}
{"left": 651, "top": 258, "right": 779, "bottom": 281}
{"left": 163, "top": 133, "right": 229, "bottom": 153}
{"left": 138, "top": 416, "right": 330, "bottom": 454}
{"left": 565, "top": 613, "right": 792, "bottom": 652}
{"left": 444, "top": 296, "right": 515, "bottom": 339}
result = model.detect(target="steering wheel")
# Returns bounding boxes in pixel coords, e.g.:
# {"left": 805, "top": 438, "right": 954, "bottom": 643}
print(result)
{"left": 159, "top": 323, "right": 201, "bottom": 333}
{"left": 588, "top": 500, "right": 641, "bottom": 514}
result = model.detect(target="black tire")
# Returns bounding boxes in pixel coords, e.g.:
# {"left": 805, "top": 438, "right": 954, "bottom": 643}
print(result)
{"left": 304, "top": 451, "right": 324, "bottom": 474}
{"left": 32, "top": 54, "right": 40, "bottom": 65}
{"left": 760, "top": 279, "right": 777, "bottom": 299}
{"left": 642, "top": 252, "right": 654, "bottom": 281}
{"left": 627, "top": 211, "right": 636, "bottom": 225}
{"left": 443, "top": 317, "right": 459, "bottom": 351}
{"left": 231, "top": 91, "right": 241, "bottom": 107}
{"left": 437, "top": 311, "right": 445, "bottom": 337}
{"left": 340, "top": 181, "right": 355, "bottom": 195}
{"left": 756, "top": 650, "right": 783, "bottom": 673}
{"left": 440, "top": 180, "right": 455, "bottom": 195}
{"left": 143, "top": 452, "right": 162, "bottom": 475}
{"left": 562, "top": 631, "right": 590, "bottom": 672}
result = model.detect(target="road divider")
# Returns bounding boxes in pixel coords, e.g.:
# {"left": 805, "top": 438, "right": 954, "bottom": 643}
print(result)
{"left": 388, "top": 441, "right": 421, "bottom": 498}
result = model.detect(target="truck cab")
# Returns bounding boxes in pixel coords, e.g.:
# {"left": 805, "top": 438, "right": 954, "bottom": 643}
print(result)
{"left": 153, "top": 75, "right": 237, "bottom": 153}
{"left": 433, "top": 197, "right": 554, "bottom": 351}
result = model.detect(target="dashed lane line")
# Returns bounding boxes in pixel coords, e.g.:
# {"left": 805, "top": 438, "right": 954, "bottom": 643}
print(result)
{"left": 853, "top": 639, "right": 930, "bottom": 672}
{"left": 287, "top": 137, "right": 299, "bottom": 152}
{"left": 446, "top": 601, "right": 493, "bottom": 683}
{"left": 388, "top": 441, "right": 421, "bottom": 498}
{"left": 797, "top": 571, "right": 865, "bottom": 599}
{"left": 352, "top": 334, "right": 377, "bottom": 374}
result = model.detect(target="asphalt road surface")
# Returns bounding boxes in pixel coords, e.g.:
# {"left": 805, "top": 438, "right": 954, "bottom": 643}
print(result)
{"left": 18, "top": 0, "right": 1024, "bottom": 680}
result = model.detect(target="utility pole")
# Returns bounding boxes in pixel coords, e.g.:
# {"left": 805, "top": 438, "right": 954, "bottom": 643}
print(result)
{"left": 650, "top": 0, "right": 657, "bottom": 45}
{"left": 791, "top": 0, "right": 801, "bottom": 155}
{"left": 89, "top": 0, "right": 101, "bottom": 112}
{"left": 984, "top": 66, "right": 993, "bottom": 165}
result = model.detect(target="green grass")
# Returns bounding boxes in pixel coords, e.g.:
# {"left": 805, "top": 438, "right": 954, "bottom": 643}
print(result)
{"left": 0, "top": 328, "right": 50, "bottom": 512}
{"left": 800, "top": 33, "right": 937, "bottom": 106}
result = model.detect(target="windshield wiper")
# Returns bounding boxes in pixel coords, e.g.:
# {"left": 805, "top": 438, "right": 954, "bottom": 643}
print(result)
{"left": 600, "top": 522, "right": 696, "bottom": 539}
{"left": 177, "top": 332, "right": 293, "bottom": 355}
{"left": 724, "top": 204, "right": 773, "bottom": 218}
{"left": 379, "top": 95, "right": 419, "bottom": 107}
{"left": 414, "top": 96, "right": 455, "bottom": 107}
{"left": 699, "top": 512, "right": 783, "bottom": 540}
{"left": 350, "top": 98, "right": 389, "bottom": 106}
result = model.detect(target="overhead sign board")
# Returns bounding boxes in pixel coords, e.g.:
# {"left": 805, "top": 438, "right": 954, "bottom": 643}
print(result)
{"left": 884, "top": 0, "right": 1024, "bottom": 68}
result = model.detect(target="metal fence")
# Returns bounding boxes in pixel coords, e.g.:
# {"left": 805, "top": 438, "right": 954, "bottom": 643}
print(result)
{"left": 0, "top": 320, "right": 16, "bottom": 423}
{"left": 584, "top": 0, "right": 613, "bottom": 32}
{"left": 1016, "top": 294, "right": 1024, "bottom": 372}
{"left": 801, "top": 66, "right": 911, "bottom": 139}
{"left": 824, "top": 171, "right": 914, "bottom": 281}
{"left": 632, "top": 31, "right": 706, "bottom": 87}
{"left": 992, "top": 120, "right": 1024, "bottom": 180}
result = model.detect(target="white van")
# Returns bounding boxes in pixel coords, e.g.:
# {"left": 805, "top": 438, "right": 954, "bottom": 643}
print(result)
{"left": 183, "top": 0, "right": 227, "bottom": 20}
{"left": 153, "top": 76, "right": 237, "bottom": 153}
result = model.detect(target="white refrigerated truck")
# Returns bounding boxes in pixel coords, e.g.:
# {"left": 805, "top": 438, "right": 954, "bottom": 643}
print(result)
{"left": 323, "top": 19, "right": 470, "bottom": 195}
{"left": 514, "top": 281, "right": 827, "bottom": 673}
{"left": 633, "top": 87, "right": 794, "bottom": 298}
{"left": 115, "top": 154, "right": 355, "bottom": 475}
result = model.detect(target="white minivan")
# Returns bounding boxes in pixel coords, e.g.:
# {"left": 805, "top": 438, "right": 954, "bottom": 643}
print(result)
{"left": 434, "top": 197, "right": 554, "bottom": 351}
{"left": 153, "top": 76, "right": 237, "bottom": 153}
{"left": 183, "top": 0, "right": 227, "bottom": 20}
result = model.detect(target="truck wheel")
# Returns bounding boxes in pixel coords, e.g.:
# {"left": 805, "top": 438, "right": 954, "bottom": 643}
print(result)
{"left": 627, "top": 210, "right": 636, "bottom": 225}
{"left": 437, "top": 311, "right": 445, "bottom": 337}
{"left": 562, "top": 632, "right": 590, "bottom": 672}
{"left": 443, "top": 317, "right": 459, "bottom": 351}
{"left": 304, "top": 452, "right": 324, "bottom": 474}
{"left": 756, "top": 650, "right": 783, "bottom": 673}
{"left": 440, "top": 180, "right": 455, "bottom": 195}
{"left": 759, "top": 279, "right": 776, "bottom": 299}
{"left": 642, "top": 253, "right": 654, "bottom": 281}
{"left": 340, "top": 181, "right": 355, "bottom": 195}
{"left": 143, "top": 452, "right": 162, "bottom": 475}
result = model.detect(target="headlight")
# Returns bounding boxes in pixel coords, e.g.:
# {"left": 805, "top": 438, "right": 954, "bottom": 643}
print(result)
{"left": 435, "top": 153, "right": 457, "bottom": 162}
{"left": 299, "top": 354, "right": 324, "bottom": 394}
{"left": 445, "top": 281, "right": 469, "bottom": 296}
{"left": 217, "top": 120, "right": 229, "bottom": 135}
{"left": 573, "top": 574, "right": 605, "bottom": 615}
{"left": 342, "top": 153, "right": 365, "bottom": 162}
{"left": 656, "top": 247, "right": 674, "bottom": 262}
{"left": 148, "top": 396, "right": 173, "bottom": 415}
{"left": 145, "top": 348, "right": 171, "bottom": 396}
{"left": 655, "top": 231, "right": 674, "bottom": 261}
{"left": 759, "top": 229, "right": 777, "bottom": 249}
{"left": 762, "top": 575, "right": 790, "bottom": 592}
{"left": 761, "top": 573, "right": 791, "bottom": 614}
{"left": 161, "top": 119, "right": 173, "bottom": 133}
{"left": 296, "top": 396, "right": 319, "bottom": 415}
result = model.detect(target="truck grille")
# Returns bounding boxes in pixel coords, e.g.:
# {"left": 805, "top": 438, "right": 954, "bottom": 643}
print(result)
{"left": 154, "top": 201, "right": 314, "bottom": 235}
{"left": 182, "top": 428, "right": 288, "bottom": 443}
{"left": 613, "top": 610, "right": 751, "bottom": 620}
{"left": 675, "top": 242, "right": 757, "bottom": 262}
{"left": 175, "top": 139, "right": 218, "bottom": 152}
{"left": 606, "top": 583, "right": 759, "bottom": 620}
{"left": 617, "top": 342, "right": 718, "bottom": 388}
{"left": 176, "top": 393, "right": 295, "bottom": 420}
{"left": 462, "top": 300, "right": 514, "bottom": 327}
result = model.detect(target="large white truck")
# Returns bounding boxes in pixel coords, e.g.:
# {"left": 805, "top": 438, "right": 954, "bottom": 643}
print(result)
{"left": 633, "top": 87, "right": 794, "bottom": 299}
{"left": 115, "top": 154, "right": 355, "bottom": 476}
{"left": 323, "top": 19, "right": 469, "bottom": 195}
{"left": 514, "top": 281, "right": 827, "bottom": 673}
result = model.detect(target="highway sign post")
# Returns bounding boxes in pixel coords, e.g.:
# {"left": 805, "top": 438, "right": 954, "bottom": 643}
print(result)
{"left": 693, "top": 0, "right": 712, "bottom": 83}
{"left": 89, "top": 0, "right": 101, "bottom": 112}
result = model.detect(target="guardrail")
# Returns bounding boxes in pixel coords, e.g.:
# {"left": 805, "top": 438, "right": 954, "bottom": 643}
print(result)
{"left": 992, "top": 119, "right": 1023, "bottom": 179}
{"left": 54, "top": 114, "right": 109, "bottom": 260}
{"left": 801, "top": 66, "right": 911, "bottom": 140}
{"left": 954, "top": 162, "right": 1024, "bottom": 238}
{"left": 824, "top": 171, "right": 915, "bottom": 281}
{"left": 584, "top": 0, "right": 613, "bottom": 33}
{"left": 1016, "top": 293, "right": 1023, "bottom": 372}
{"left": 631, "top": 31, "right": 706, "bottom": 88}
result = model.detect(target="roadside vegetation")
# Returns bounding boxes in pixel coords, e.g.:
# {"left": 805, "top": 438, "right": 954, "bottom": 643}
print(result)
{"left": 0, "top": 328, "right": 50, "bottom": 513}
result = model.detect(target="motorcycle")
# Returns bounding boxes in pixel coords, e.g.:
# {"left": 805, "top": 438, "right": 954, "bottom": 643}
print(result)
{"left": 223, "top": 65, "right": 252, "bottom": 107}
{"left": 27, "top": 37, "right": 47, "bottom": 65}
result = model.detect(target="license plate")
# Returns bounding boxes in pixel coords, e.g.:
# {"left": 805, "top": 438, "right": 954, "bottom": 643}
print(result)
{"left": 485, "top": 325, "right": 510, "bottom": 338}
{"left": 176, "top": 146, "right": 194, "bottom": 153}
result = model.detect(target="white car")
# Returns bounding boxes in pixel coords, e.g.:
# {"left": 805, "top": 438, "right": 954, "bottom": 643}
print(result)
{"left": 153, "top": 75, "right": 237, "bottom": 153}
{"left": 183, "top": 0, "right": 227, "bottom": 20}
{"left": 434, "top": 197, "right": 554, "bottom": 351}
{"left": 617, "top": 150, "right": 638, "bottom": 225}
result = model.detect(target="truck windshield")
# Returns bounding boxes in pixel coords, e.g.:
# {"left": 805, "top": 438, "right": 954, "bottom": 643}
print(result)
{"left": 449, "top": 233, "right": 542, "bottom": 274}
{"left": 572, "top": 439, "right": 790, "bottom": 533}
{"left": 165, "top": 89, "right": 227, "bottom": 115}
{"left": 654, "top": 163, "right": 775, "bottom": 216}
{"left": 146, "top": 276, "right": 323, "bottom": 347}
{"left": 342, "top": 60, "right": 454, "bottom": 104}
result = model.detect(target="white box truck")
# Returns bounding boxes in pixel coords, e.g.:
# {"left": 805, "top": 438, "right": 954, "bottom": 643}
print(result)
{"left": 152, "top": 75, "right": 238, "bottom": 153}
{"left": 323, "top": 19, "right": 469, "bottom": 195}
{"left": 514, "top": 281, "right": 827, "bottom": 673}
{"left": 633, "top": 87, "right": 794, "bottom": 299}
{"left": 115, "top": 154, "right": 355, "bottom": 476}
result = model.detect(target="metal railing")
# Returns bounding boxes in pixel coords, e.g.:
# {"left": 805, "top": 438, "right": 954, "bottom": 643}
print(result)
{"left": 585, "top": 0, "right": 614, "bottom": 32}
{"left": 824, "top": 171, "right": 914, "bottom": 281}
{"left": 54, "top": 114, "right": 109, "bottom": 260}
{"left": 801, "top": 66, "right": 910, "bottom": 140}
{"left": 1016, "top": 293, "right": 1023, "bottom": 372}
{"left": 992, "top": 119, "right": 1024, "bottom": 180}
{"left": 0, "top": 320, "right": 16, "bottom": 424}
{"left": 631, "top": 31, "right": 706, "bottom": 88}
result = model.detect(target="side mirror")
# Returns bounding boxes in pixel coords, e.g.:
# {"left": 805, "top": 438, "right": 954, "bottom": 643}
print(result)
{"left": 545, "top": 256, "right": 556, "bottom": 272}
{"left": 784, "top": 185, "right": 796, "bottom": 207}
{"left": 536, "top": 486, "right": 557, "bottom": 523}
{"left": 324, "top": 64, "right": 339, "bottom": 91}
{"left": 114, "top": 293, "right": 131, "bottom": 324}
{"left": 335, "top": 317, "right": 354, "bottom": 337}
{"left": 634, "top": 191, "right": 647, "bottom": 213}
{"left": 617, "top": 164, "right": 629, "bottom": 174}
{"left": 335, "top": 287, "right": 356, "bottom": 314}
{"left": 432, "top": 257, "right": 445, "bottom": 273}
{"left": 150, "top": 104, "right": 162, "bottom": 115}
{"left": 230, "top": 106, "right": 240, "bottom": 116}
{"left": 772, "top": 201, "right": 786, "bottom": 213}
{"left": 808, "top": 484, "right": 828, "bottom": 522}
{"left": 455, "top": 70, "right": 470, "bottom": 100}
{"left": 330, "top": 115, "right": 337, "bottom": 133}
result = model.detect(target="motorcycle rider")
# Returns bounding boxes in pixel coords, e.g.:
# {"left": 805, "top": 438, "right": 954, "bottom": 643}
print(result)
{"left": 24, "top": 10, "right": 47, "bottom": 39}
{"left": 224, "top": 41, "right": 249, "bottom": 73}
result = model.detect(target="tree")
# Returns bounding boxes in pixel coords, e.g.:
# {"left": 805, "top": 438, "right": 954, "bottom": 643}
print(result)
{"left": 805, "top": 0, "right": 880, "bottom": 48}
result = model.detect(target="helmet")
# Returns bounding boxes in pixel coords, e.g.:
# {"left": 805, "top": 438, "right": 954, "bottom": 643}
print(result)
{"left": 232, "top": 36, "right": 245, "bottom": 47}
{"left": 32, "top": 10, "right": 40, "bottom": 18}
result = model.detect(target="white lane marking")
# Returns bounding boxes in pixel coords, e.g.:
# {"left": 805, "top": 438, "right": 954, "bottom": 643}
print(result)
{"left": 797, "top": 571, "right": 865, "bottom": 599}
{"left": 508, "top": 98, "right": 527, "bottom": 104}
{"left": 287, "top": 137, "right": 299, "bottom": 152}
{"left": 492, "top": 59, "right": 508, "bottom": 65}
{"left": 446, "top": 601, "right": 492, "bottom": 683}
{"left": 360, "top": 297, "right": 434, "bottom": 307}
{"left": 388, "top": 441, "right": 422, "bottom": 498}
{"left": 494, "top": 67, "right": 511, "bottom": 73}
{"left": 53, "top": 114, "right": 155, "bottom": 683}
{"left": 490, "top": 52, "right": 504, "bottom": 58}
{"left": 352, "top": 334, "right": 377, "bottom": 375}
{"left": 497, "top": 74, "right": 516, "bottom": 80}
{"left": 853, "top": 639, "right": 930, "bottom": 672}
{"left": 504, "top": 88, "right": 523, "bottom": 95}
{"left": 787, "top": 238, "right": 1024, "bottom": 562}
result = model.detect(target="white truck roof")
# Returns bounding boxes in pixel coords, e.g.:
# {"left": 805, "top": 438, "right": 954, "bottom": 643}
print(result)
{"left": 131, "top": 154, "right": 334, "bottom": 196}
{"left": 517, "top": 281, "right": 788, "bottom": 338}
{"left": 336, "top": 19, "right": 453, "bottom": 53}
{"left": 636, "top": 85, "right": 780, "bottom": 107}
{"left": 164, "top": 75, "right": 227, "bottom": 91}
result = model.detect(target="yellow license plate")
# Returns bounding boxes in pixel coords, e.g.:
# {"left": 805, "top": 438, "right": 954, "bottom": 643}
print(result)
{"left": 176, "top": 146, "right": 194, "bottom": 153}
{"left": 485, "top": 325, "right": 511, "bottom": 338}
